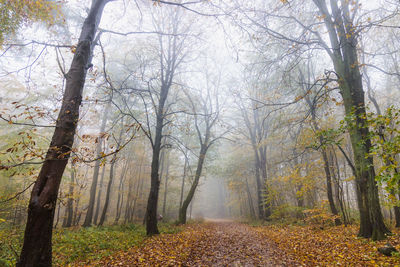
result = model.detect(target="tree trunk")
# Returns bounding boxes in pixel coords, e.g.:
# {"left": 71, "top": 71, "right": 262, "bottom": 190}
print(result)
{"left": 239, "top": 105, "right": 265, "bottom": 219}
{"left": 83, "top": 103, "right": 109, "bottom": 227}
{"left": 17, "top": 1, "right": 108, "bottom": 265}
{"left": 179, "top": 155, "right": 188, "bottom": 208}
{"left": 321, "top": 148, "right": 341, "bottom": 225}
{"left": 94, "top": 164, "right": 106, "bottom": 225}
{"left": 313, "top": 0, "right": 389, "bottom": 240}
{"left": 99, "top": 125, "right": 124, "bottom": 226}
{"left": 162, "top": 152, "right": 170, "bottom": 218}
{"left": 98, "top": 156, "right": 115, "bottom": 226}
{"left": 114, "top": 160, "right": 128, "bottom": 223}
{"left": 302, "top": 70, "right": 341, "bottom": 225}
{"left": 62, "top": 166, "right": 75, "bottom": 227}
{"left": 179, "top": 145, "right": 208, "bottom": 224}
{"left": 245, "top": 177, "right": 256, "bottom": 219}
{"left": 145, "top": 119, "right": 162, "bottom": 234}
{"left": 332, "top": 149, "right": 349, "bottom": 226}
{"left": 145, "top": 80, "right": 170, "bottom": 234}
{"left": 340, "top": 65, "right": 388, "bottom": 240}
{"left": 54, "top": 190, "right": 62, "bottom": 228}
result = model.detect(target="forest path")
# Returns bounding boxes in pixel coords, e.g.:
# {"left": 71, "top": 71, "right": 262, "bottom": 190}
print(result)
{"left": 91, "top": 222, "right": 295, "bottom": 266}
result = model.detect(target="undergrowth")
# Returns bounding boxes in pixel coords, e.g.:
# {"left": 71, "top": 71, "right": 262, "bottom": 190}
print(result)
{"left": 0, "top": 222, "right": 181, "bottom": 266}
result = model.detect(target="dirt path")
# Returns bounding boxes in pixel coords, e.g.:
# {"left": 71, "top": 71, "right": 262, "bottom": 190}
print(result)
{"left": 90, "top": 222, "right": 296, "bottom": 266}
{"left": 184, "top": 223, "right": 275, "bottom": 266}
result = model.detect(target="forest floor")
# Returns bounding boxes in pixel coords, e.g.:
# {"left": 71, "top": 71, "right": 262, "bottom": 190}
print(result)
{"left": 83, "top": 222, "right": 400, "bottom": 267}
{"left": 86, "top": 222, "right": 296, "bottom": 266}
{"left": 2, "top": 221, "right": 400, "bottom": 266}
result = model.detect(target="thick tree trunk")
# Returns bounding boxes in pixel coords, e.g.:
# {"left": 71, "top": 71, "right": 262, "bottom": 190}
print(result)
{"left": 83, "top": 104, "right": 109, "bottom": 227}
{"left": 313, "top": 0, "right": 389, "bottom": 240}
{"left": 394, "top": 204, "right": 400, "bottom": 227}
{"left": 179, "top": 145, "right": 208, "bottom": 224}
{"left": 145, "top": 116, "right": 163, "bottom": 234}
{"left": 340, "top": 67, "right": 388, "bottom": 239}
{"left": 145, "top": 75, "right": 171, "bottom": 234}
{"left": 17, "top": 1, "right": 108, "bottom": 265}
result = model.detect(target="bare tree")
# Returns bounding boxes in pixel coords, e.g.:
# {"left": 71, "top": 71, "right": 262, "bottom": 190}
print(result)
{"left": 17, "top": 0, "right": 110, "bottom": 265}
{"left": 179, "top": 71, "right": 228, "bottom": 224}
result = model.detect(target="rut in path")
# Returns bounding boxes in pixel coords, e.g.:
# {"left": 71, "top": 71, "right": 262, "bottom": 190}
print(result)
{"left": 91, "top": 222, "right": 295, "bottom": 266}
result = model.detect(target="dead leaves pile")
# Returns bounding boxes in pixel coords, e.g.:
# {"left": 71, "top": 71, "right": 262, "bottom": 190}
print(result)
{"left": 254, "top": 224, "right": 400, "bottom": 266}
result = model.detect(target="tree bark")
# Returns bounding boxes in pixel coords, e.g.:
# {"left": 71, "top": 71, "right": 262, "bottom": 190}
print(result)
{"left": 17, "top": 1, "right": 108, "bottom": 265}
{"left": 145, "top": 112, "right": 163, "bottom": 235}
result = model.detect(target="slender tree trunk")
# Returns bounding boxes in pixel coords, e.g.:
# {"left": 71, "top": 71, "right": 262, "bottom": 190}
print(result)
{"left": 135, "top": 168, "right": 145, "bottom": 222}
{"left": 94, "top": 164, "right": 106, "bottom": 225}
{"left": 83, "top": 104, "right": 109, "bottom": 227}
{"left": 124, "top": 175, "right": 133, "bottom": 224}
{"left": 245, "top": 177, "right": 256, "bottom": 219}
{"left": 63, "top": 166, "right": 75, "bottom": 227}
{"left": 17, "top": 1, "right": 108, "bottom": 265}
{"left": 332, "top": 149, "right": 349, "bottom": 225}
{"left": 240, "top": 106, "right": 265, "bottom": 219}
{"left": 162, "top": 152, "right": 170, "bottom": 218}
{"left": 54, "top": 190, "right": 62, "bottom": 228}
{"left": 114, "top": 160, "right": 128, "bottom": 223}
{"left": 303, "top": 79, "right": 341, "bottom": 225}
{"left": 179, "top": 145, "right": 208, "bottom": 224}
{"left": 98, "top": 157, "right": 115, "bottom": 226}
{"left": 99, "top": 125, "right": 124, "bottom": 226}
{"left": 179, "top": 155, "right": 188, "bottom": 208}
{"left": 321, "top": 149, "right": 341, "bottom": 225}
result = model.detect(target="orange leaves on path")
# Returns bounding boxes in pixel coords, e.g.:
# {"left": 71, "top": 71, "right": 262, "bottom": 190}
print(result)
{"left": 85, "top": 223, "right": 295, "bottom": 266}
{"left": 255, "top": 224, "right": 400, "bottom": 266}
{"left": 80, "top": 222, "right": 400, "bottom": 266}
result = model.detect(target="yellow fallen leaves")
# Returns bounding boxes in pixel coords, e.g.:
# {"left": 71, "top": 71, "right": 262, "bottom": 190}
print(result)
{"left": 254, "top": 224, "right": 400, "bottom": 266}
{"left": 83, "top": 223, "right": 295, "bottom": 266}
